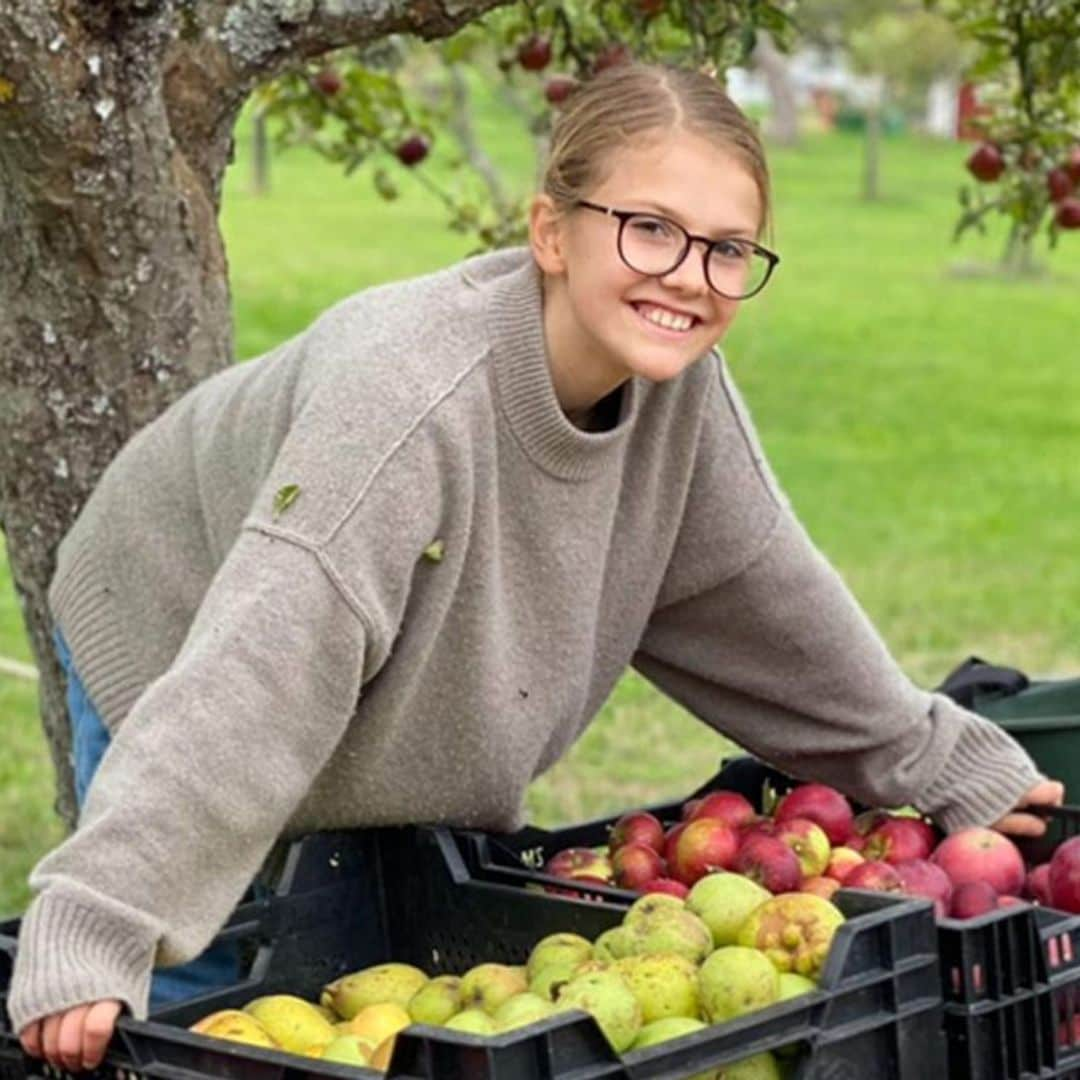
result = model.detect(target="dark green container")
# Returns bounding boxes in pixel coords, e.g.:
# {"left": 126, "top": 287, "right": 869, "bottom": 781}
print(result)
{"left": 938, "top": 657, "right": 1080, "bottom": 803}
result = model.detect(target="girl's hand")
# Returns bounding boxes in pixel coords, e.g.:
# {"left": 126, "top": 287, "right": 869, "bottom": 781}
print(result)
{"left": 991, "top": 778, "right": 1066, "bottom": 837}
{"left": 19, "top": 999, "right": 123, "bottom": 1073}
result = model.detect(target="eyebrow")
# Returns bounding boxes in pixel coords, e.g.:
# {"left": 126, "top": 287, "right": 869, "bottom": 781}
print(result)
{"left": 632, "top": 200, "right": 757, "bottom": 241}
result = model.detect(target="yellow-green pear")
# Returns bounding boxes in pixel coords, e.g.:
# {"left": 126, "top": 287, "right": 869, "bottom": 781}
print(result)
{"left": 593, "top": 927, "right": 633, "bottom": 963}
{"left": 557, "top": 969, "right": 642, "bottom": 1053}
{"left": 493, "top": 991, "right": 558, "bottom": 1031}
{"left": 615, "top": 953, "right": 700, "bottom": 1023}
{"left": 444, "top": 1008, "right": 499, "bottom": 1035}
{"left": 777, "top": 972, "right": 817, "bottom": 1000}
{"left": 715, "top": 1050, "right": 783, "bottom": 1078}
{"left": 526, "top": 933, "right": 594, "bottom": 981}
{"left": 620, "top": 903, "right": 712, "bottom": 965}
{"left": 697, "top": 947, "right": 780, "bottom": 1023}
{"left": 321, "top": 962, "right": 428, "bottom": 1019}
{"left": 320, "top": 1033, "right": 372, "bottom": 1066}
{"left": 686, "top": 872, "right": 770, "bottom": 948}
{"left": 459, "top": 962, "right": 528, "bottom": 1015}
{"left": 529, "top": 961, "right": 582, "bottom": 1002}
{"left": 242, "top": 995, "right": 336, "bottom": 1054}
{"left": 408, "top": 974, "right": 463, "bottom": 1026}
{"left": 189, "top": 1009, "right": 278, "bottom": 1049}
{"left": 631, "top": 1016, "right": 712, "bottom": 1079}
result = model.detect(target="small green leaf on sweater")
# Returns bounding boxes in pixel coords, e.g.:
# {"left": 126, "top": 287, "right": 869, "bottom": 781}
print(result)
{"left": 422, "top": 538, "right": 445, "bottom": 563}
{"left": 273, "top": 483, "right": 301, "bottom": 520}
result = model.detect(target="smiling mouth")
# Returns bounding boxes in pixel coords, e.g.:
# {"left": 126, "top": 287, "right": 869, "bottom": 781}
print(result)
{"left": 629, "top": 302, "right": 702, "bottom": 334}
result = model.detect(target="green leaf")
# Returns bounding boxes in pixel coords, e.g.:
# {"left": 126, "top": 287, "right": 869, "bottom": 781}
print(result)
{"left": 273, "top": 484, "right": 301, "bottom": 520}
{"left": 422, "top": 539, "right": 445, "bottom": 563}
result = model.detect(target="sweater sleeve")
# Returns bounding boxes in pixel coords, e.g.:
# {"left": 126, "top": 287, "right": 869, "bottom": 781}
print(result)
{"left": 8, "top": 528, "right": 369, "bottom": 1031}
{"left": 632, "top": 359, "right": 1044, "bottom": 834}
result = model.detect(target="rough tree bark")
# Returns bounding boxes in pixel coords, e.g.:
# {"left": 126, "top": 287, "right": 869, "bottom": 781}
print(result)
{"left": 0, "top": 0, "right": 508, "bottom": 832}
{"left": 752, "top": 30, "right": 799, "bottom": 147}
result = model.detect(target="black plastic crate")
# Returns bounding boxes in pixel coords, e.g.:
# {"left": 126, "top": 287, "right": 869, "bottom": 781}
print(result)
{"left": 1, "top": 818, "right": 944, "bottom": 1079}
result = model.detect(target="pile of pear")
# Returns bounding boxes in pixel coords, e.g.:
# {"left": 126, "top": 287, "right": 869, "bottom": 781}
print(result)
{"left": 188, "top": 872, "right": 844, "bottom": 1078}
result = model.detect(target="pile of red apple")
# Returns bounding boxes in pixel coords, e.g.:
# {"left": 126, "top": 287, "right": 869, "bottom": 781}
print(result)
{"left": 542, "top": 783, "right": 1080, "bottom": 921}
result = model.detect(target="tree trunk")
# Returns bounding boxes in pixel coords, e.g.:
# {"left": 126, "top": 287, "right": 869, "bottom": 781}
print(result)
{"left": 752, "top": 31, "right": 799, "bottom": 147}
{"left": 0, "top": 0, "right": 509, "bottom": 832}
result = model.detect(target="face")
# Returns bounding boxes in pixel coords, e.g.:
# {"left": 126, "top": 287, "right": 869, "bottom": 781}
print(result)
{"left": 530, "top": 130, "right": 763, "bottom": 415}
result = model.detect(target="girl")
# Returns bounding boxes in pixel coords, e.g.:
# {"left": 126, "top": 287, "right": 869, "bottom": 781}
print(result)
{"left": 13, "top": 61, "right": 1061, "bottom": 1072}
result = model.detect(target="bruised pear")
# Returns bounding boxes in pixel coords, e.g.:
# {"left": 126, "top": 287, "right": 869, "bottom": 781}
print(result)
{"left": 614, "top": 952, "right": 700, "bottom": 1023}
{"left": 190, "top": 1009, "right": 279, "bottom": 1049}
{"left": 408, "top": 974, "right": 463, "bottom": 1026}
{"left": 686, "top": 872, "right": 770, "bottom": 947}
{"left": 459, "top": 962, "right": 528, "bottom": 1015}
{"left": 343, "top": 1002, "right": 412, "bottom": 1049}
{"left": 593, "top": 926, "right": 633, "bottom": 963}
{"left": 526, "top": 932, "right": 594, "bottom": 981}
{"left": 621, "top": 898, "right": 712, "bottom": 964}
{"left": 736, "top": 893, "right": 844, "bottom": 980}
{"left": 321, "top": 962, "right": 428, "bottom": 1018}
{"left": 557, "top": 969, "right": 642, "bottom": 1053}
{"left": 494, "top": 991, "right": 559, "bottom": 1031}
{"left": 529, "top": 960, "right": 582, "bottom": 1001}
{"left": 242, "top": 995, "right": 335, "bottom": 1054}
{"left": 698, "top": 946, "right": 779, "bottom": 1022}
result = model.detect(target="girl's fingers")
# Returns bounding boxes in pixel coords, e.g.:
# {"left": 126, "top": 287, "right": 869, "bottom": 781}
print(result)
{"left": 82, "top": 1000, "right": 123, "bottom": 1070}
{"left": 18, "top": 1019, "right": 42, "bottom": 1058}
{"left": 56, "top": 1006, "right": 88, "bottom": 1073}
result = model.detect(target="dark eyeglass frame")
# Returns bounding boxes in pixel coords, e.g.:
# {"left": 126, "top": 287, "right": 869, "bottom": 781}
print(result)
{"left": 574, "top": 199, "right": 780, "bottom": 300}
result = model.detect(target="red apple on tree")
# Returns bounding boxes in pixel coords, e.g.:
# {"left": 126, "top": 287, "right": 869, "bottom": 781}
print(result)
{"left": 1047, "top": 167, "right": 1074, "bottom": 202}
{"left": 775, "top": 784, "right": 855, "bottom": 845}
{"left": 1055, "top": 197, "right": 1080, "bottom": 230}
{"left": 312, "top": 68, "right": 343, "bottom": 96}
{"left": 967, "top": 142, "right": 1006, "bottom": 182}
{"left": 593, "top": 42, "right": 632, "bottom": 73}
{"left": 517, "top": 34, "right": 552, "bottom": 72}
{"left": 1065, "top": 146, "right": 1080, "bottom": 184}
{"left": 544, "top": 76, "right": 578, "bottom": 107}
{"left": 395, "top": 135, "right": 430, "bottom": 168}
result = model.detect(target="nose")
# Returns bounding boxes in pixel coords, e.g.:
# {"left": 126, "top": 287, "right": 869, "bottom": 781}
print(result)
{"left": 659, "top": 239, "right": 710, "bottom": 295}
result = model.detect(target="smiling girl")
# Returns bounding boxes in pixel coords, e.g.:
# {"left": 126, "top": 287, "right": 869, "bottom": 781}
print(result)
{"left": 13, "top": 61, "right": 1060, "bottom": 1072}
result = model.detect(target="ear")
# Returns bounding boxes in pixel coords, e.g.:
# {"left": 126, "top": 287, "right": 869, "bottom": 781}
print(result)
{"left": 528, "top": 193, "right": 569, "bottom": 276}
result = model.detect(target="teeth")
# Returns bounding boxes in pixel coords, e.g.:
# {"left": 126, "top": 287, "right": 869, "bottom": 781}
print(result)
{"left": 638, "top": 304, "right": 694, "bottom": 331}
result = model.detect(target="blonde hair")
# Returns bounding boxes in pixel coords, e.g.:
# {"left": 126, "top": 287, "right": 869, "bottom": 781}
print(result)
{"left": 541, "top": 62, "right": 772, "bottom": 241}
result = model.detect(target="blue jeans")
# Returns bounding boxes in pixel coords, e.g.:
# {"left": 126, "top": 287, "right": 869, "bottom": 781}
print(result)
{"left": 54, "top": 629, "right": 241, "bottom": 1009}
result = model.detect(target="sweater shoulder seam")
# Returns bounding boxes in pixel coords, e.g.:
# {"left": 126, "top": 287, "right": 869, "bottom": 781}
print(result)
{"left": 321, "top": 350, "right": 490, "bottom": 546}
{"left": 243, "top": 523, "right": 379, "bottom": 643}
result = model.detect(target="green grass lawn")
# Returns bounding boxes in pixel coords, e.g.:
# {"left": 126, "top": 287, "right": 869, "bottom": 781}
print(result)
{"left": 3, "top": 92, "right": 1079, "bottom": 916}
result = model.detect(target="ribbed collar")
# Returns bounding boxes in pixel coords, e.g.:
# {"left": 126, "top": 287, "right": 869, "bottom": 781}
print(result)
{"left": 478, "top": 249, "right": 641, "bottom": 483}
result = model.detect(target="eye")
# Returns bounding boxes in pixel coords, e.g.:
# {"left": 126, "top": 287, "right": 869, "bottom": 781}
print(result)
{"left": 628, "top": 215, "right": 678, "bottom": 239}
{"left": 713, "top": 238, "right": 752, "bottom": 261}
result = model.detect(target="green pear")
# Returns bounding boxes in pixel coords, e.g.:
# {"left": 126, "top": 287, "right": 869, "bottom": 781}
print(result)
{"left": 697, "top": 946, "right": 780, "bottom": 1023}
{"left": 407, "top": 974, "right": 463, "bottom": 1026}
{"left": 529, "top": 960, "right": 581, "bottom": 1001}
{"left": 320, "top": 962, "right": 428, "bottom": 1019}
{"left": 493, "top": 991, "right": 558, "bottom": 1031}
{"left": 686, "top": 872, "right": 770, "bottom": 948}
{"left": 444, "top": 1008, "right": 499, "bottom": 1035}
{"left": 557, "top": 969, "right": 642, "bottom": 1053}
{"left": 615, "top": 952, "right": 700, "bottom": 1024}
{"left": 320, "top": 1033, "right": 372, "bottom": 1065}
{"left": 631, "top": 1016, "right": 711, "bottom": 1079}
{"left": 715, "top": 1050, "right": 783, "bottom": 1079}
{"left": 459, "top": 962, "right": 528, "bottom": 1015}
{"left": 526, "top": 932, "right": 594, "bottom": 981}
{"left": 593, "top": 927, "right": 633, "bottom": 963}
{"left": 621, "top": 904, "right": 712, "bottom": 965}
{"left": 777, "top": 972, "right": 817, "bottom": 1000}
{"left": 242, "top": 995, "right": 336, "bottom": 1054}
{"left": 623, "top": 893, "right": 686, "bottom": 927}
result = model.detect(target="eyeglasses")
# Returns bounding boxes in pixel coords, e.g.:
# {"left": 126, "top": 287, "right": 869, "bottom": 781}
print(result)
{"left": 575, "top": 199, "right": 779, "bottom": 300}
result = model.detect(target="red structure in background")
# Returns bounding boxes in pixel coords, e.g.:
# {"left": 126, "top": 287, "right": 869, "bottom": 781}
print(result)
{"left": 956, "top": 82, "right": 992, "bottom": 140}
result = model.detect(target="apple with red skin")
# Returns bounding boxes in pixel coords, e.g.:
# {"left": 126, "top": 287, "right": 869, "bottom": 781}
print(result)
{"left": 1065, "top": 146, "right": 1080, "bottom": 184}
{"left": 663, "top": 822, "right": 687, "bottom": 865}
{"left": 593, "top": 43, "right": 632, "bottom": 73}
{"left": 681, "top": 799, "right": 702, "bottom": 821}
{"left": 1026, "top": 863, "right": 1052, "bottom": 905}
{"left": 894, "top": 858, "right": 953, "bottom": 918}
{"left": 801, "top": 875, "right": 841, "bottom": 901}
{"left": 547, "top": 846, "right": 613, "bottom": 883}
{"left": 775, "top": 784, "right": 855, "bottom": 845}
{"left": 732, "top": 833, "right": 802, "bottom": 894}
{"left": 1055, "top": 198, "right": 1080, "bottom": 230}
{"left": 517, "top": 34, "right": 552, "bottom": 72}
{"left": 997, "top": 896, "right": 1025, "bottom": 909}
{"left": 688, "top": 791, "right": 756, "bottom": 829}
{"left": 826, "top": 847, "right": 865, "bottom": 883}
{"left": 544, "top": 875, "right": 610, "bottom": 901}
{"left": 950, "top": 881, "right": 999, "bottom": 919}
{"left": 639, "top": 876, "right": 690, "bottom": 899}
{"left": 930, "top": 827, "right": 1025, "bottom": 897}
{"left": 669, "top": 817, "right": 739, "bottom": 886}
{"left": 1049, "top": 836, "right": 1080, "bottom": 913}
{"left": 312, "top": 68, "right": 343, "bottom": 96}
{"left": 1047, "top": 167, "right": 1075, "bottom": 203}
{"left": 395, "top": 135, "right": 430, "bottom": 167}
{"left": 609, "top": 810, "right": 665, "bottom": 856}
{"left": 612, "top": 842, "right": 667, "bottom": 890}
{"left": 967, "top": 142, "right": 1006, "bottom": 182}
{"left": 843, "top": 860, "right": 905, "bottom": 894}
{"left": 637, "top": 0, "right": 665, "bottom": 13}
{"left": 862, "top": 817, "right": 936, "bottom": 864}
{"left": 544, "top": 76, "right": 577, "bottom": 107}
{"left": 773, "top": 817, "right": 831, "bottom": 877}
{"left": 852, "top": 809, "right": 890, "bottom": 838}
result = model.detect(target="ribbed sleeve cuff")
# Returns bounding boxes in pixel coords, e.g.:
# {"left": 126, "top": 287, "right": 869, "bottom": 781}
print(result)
{"left": 7, "top": 891, "right": 156, "bottom": 1031}
{"left": 920, "top": 694, "right": 1045, "bottom": 833}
